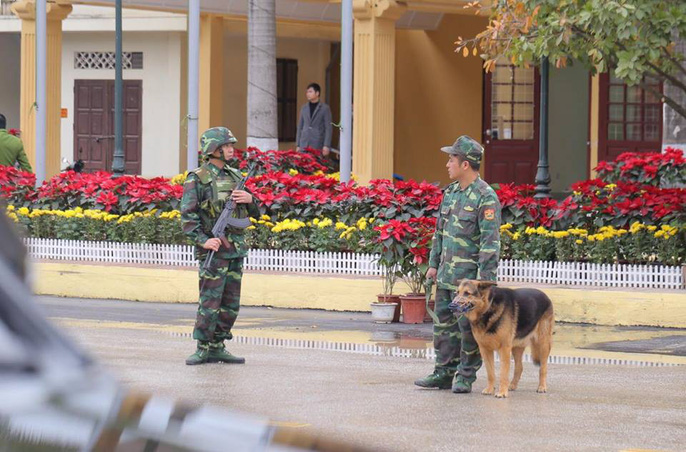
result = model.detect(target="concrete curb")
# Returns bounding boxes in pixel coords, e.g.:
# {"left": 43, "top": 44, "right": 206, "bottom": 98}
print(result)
{"left": 32, "top": 262, "right": 686, "bottom": 328}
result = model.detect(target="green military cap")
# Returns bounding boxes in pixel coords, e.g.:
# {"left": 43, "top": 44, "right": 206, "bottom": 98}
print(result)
{"left": 440, "top": 135, "right": 484, "bottom": 164}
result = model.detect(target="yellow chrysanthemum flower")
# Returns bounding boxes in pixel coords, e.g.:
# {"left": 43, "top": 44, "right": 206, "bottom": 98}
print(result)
{"left": 170, "top": 171, "right": 188, "bottom": 185}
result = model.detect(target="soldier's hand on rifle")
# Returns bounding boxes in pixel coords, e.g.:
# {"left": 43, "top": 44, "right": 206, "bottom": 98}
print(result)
{"left": 231, "top": 190, "right": 253, "bottom": 204}
{"left": 322, "top": 147, "right": 330, "bottom": 156}
{"left": 426, "top": 267, "right": 437, "bottom": 280}
{"left": 202, "top": 238, "right": 222, "bottom": 252}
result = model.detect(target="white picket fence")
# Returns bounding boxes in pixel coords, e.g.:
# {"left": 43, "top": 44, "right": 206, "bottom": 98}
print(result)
{"left": 24, "top": 238, "right": 684, "bottom": 289}
{"left": 247, "top": 248, "right": 381, "bottom": 275}
{"left": 24, "top": 238, "right": 382, "bottom": 276}
{"left": 498, "top": 259, "right": 684, "bottom": 290}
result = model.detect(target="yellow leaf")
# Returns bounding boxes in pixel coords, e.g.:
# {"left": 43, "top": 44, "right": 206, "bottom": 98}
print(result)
{"left": 463, "top": 46, "right": 469, "bottom": 57}
{"left": 473, "top": 46, "right": 478, "bottom": 56}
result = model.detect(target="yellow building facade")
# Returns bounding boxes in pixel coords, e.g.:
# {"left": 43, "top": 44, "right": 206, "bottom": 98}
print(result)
{"left": 8, "top": 0, "right": 660, "bottom": 193}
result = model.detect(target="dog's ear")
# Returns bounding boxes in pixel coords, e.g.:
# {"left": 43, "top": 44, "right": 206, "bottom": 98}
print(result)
{"left": 477, "top": 281, "right": 497, "bottom": 292}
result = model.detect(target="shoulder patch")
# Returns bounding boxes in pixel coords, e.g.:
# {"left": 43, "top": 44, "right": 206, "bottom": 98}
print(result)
{"left": 192, "top": 166, "right": 213, "bottom": 184}
{"left": 484, "top": 208, "right": 496, "bottom": 221}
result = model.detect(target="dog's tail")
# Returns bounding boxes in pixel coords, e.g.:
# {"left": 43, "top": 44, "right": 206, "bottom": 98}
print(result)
{"left": 531, "top": 309, "right": 554, "bottom": 367}
{"left": 531, "top": 347, "right": 542, "bottom": 367}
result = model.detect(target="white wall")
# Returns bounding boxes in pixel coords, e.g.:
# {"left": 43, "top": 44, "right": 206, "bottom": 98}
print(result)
{"left": 60, "top": 31, "right": 183, "bottom": 177}
{"left": 0, "top": 33, "right": 21, "bottom": 130}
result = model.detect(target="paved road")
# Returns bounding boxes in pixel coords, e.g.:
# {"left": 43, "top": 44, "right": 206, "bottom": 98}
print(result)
{"left": 36, "top": 296, "right": 686, "bottom": 451}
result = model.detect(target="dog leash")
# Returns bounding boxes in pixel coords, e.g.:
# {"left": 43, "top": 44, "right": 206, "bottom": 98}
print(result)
{"left": 425, "top": 278, "right": 440, "bottom": 324}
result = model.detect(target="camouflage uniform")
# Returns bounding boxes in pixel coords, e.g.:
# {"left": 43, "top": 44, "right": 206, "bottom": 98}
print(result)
{"left": 416, "top": 135, "right": 501, "bottom": 392}
{"left": 181, "top": 127, "right": 260, "bottom": 364}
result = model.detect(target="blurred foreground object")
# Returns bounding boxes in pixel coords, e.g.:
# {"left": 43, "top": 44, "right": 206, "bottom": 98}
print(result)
{"left": 0, "top": 209, "right": 373, "bottom": 452}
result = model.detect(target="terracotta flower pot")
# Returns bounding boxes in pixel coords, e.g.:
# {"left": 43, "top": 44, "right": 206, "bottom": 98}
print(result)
{"left": 399, "top": 293, "right": 426, "bottom": 324}
{"left": 377, "top": 294, "right": 401, "bottom": 322}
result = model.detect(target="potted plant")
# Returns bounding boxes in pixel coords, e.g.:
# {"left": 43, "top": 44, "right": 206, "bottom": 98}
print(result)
{"left": 371, "top": 220, "right": 411, "bottom": 323}
{"left": 371, "top": 263, "right": 401, "bottom": 323}
{"left": 398, "top": 217, "right": 436, "bottom": 324}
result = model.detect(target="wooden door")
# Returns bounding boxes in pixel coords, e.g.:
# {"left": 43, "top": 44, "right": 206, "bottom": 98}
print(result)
{"left": 483, "top": 62, "right": 540, "bottom": 185}
{"left": 598, "top": 72, "right": 662, "bottom": 162}
{"left": 74, "top": 80, "right": 110, "bottom": 172}
{"left": 276, "top": 59, "right": 298, "bottom": 142}
{"left": 109, "top": 81, "right": 143, "bottom": 174}
{"left": 74, "top": 79, "right": 142, "bottom": 174}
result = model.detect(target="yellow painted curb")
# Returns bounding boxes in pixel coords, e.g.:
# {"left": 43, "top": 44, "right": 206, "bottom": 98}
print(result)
{"left": 32, "top": 262, "right": 686, "bottom": 328}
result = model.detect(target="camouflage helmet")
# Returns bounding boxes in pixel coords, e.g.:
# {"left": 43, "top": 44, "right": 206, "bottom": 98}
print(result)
{"left": 200, "top": 127, "right": 237, "bottom": 157}
{"left": 440, "top": 135, "right": 484, "bottom": 164}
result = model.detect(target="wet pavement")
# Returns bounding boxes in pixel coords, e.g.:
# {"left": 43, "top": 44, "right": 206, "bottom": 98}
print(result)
{"left": 33, "top": 296, "right": 686, "bottom": 451}
{"left": 38, "top": 296, "right": 686, "bottom": 365}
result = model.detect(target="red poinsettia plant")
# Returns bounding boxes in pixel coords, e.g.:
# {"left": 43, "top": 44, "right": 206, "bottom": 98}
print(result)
{"left": 373, "top": 217, "right": 437, "bottom": 296}
{"left": 595, "top": 148, "right": 685, "bottom": 187}
{"left": 402, "top": 216, "right": 437, "bottom": 295}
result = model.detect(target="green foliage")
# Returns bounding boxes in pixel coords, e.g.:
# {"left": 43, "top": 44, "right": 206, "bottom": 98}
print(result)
{"left": 459, "top": 0, "right": 686, "bottom": 119}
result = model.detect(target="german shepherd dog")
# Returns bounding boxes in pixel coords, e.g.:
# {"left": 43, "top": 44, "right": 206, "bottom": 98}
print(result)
{"left": 450, "top": 280, "right": 554, "bottom": 398}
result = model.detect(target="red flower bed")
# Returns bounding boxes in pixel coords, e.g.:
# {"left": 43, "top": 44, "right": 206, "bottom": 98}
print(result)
{"left": 555, "top": 178, "right": 685, "bottom": 228}
{"left": 595, "top": 147, "right": 685, "bottom": 186}
{"left": 234, "top": 147, "right": 329, "bottom": 175}
{"left": 1, "top": 166, "right": 182, "bottom": 214}
{"left": 0, "top": 166, "right": 36, "bottom": 206}
{"left": 2, "top": 149, "right": 683, "bottom": 231}
{"left": 246, "top": 172, "right": 443, "bottom": 222}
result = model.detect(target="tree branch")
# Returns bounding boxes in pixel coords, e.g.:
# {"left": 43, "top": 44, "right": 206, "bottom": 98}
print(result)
{"left": 640, "top": 82, "right": 686, "bottom": 121}
{"left": 660, "top": 46, "right": 686, "bottom": 78}
{"left": 645, "top": 61, "right": 686, "bottom": 95}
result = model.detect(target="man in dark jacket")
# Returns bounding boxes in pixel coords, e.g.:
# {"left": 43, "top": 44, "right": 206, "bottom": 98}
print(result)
{"left": 295, "top": 83, "right": 333, "bottom": 156}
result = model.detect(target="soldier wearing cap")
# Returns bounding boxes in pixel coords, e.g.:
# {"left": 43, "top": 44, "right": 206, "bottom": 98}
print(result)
{"left": 180, "top": 127, "right": 261, "bottom": 365}
{"left": 414, "top": 135, "right": 501, "bottom": 393}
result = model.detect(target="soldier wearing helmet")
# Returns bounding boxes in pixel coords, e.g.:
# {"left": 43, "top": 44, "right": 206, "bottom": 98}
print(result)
{"left": 180, "top": 127, "right": 260, "bottom": 365}
{"left": 414, "top": 135, "right": 501, "bottom": 394}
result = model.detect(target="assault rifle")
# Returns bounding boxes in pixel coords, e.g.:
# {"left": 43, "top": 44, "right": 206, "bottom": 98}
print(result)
{"left": 202, "top": 162, "right": 258, "bottom": 270}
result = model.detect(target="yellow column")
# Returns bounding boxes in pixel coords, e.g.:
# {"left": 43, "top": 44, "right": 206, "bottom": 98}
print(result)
{"left": 12, "top": 0, "right": 71, "bottom": 178}
{"left": 198, "top": 14, "right": 224, "bottom": 133}
{"left": 352, "top": 0, "right": 406, "bottom": 184}
{"left": 589, "top": 74, "right": 600, "bottom": 177}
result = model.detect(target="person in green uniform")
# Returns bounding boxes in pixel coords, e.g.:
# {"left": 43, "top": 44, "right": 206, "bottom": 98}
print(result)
{"left": 181, "top": 127, "right": 260, "bottom": 365}
{"left": 414, "top": 135, "right": 501, "bottom": 393}
{"left": 0, "top": 114, "right": 32, "bottom": 172}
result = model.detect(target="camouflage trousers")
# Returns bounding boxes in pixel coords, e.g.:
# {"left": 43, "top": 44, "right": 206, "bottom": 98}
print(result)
{"left": 433, "top": 288, "right": 482, "bottom": 382}
{"left": 193, "top": 255, "right": 244, "bottom": 344}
